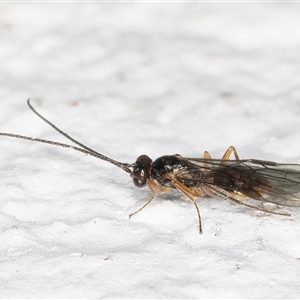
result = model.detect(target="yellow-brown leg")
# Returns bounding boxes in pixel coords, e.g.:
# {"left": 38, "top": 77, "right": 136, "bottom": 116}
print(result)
{"left": 203, "top": 151, "right": 212, "bottom": 159}
{"left": 129, "top": 195, "right": 155, "bottom": 219}
{"left": 221, "top": 146, "right": 240, "bottom": 160}
{"left": 165, "top": 173, "right": 203, "bottom": 234}
{"left": 129, "top": 180, "right": 170, "bottom": 219}
{"left": 202, "top": 151, "right": 213, "bottom": 171}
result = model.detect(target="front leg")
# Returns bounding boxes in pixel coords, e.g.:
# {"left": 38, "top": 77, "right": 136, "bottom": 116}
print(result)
{"left": 129, "top": 179, "right": 170, "bottom": 219}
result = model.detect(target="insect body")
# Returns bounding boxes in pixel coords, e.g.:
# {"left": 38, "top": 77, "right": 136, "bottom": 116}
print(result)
{"left": 1, "top": 100, "right": 300, "bottom": 234}
{"left": 131, "top": 151, "right": 300, "bottom": 233}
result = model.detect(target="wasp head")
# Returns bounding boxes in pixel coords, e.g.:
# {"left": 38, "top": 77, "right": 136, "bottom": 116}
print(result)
{"left": 131, "top": 155, "right": 152, "bottom": 187}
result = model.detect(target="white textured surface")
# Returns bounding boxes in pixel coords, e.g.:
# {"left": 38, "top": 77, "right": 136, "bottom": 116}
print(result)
{"left": 1, "top": 3, "right": 300, "bottom": 298}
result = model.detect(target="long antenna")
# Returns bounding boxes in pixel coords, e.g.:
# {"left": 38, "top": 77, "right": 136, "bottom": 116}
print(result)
{"left": 0, "top": 101, "right": 132, "bottom": 174}
{"left": 27, "top": 99, "right": 103, "bottom": 155}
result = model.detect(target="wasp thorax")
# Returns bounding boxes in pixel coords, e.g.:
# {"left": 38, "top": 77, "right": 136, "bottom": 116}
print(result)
{"left": 131, "top": 155, "right": 153, "bottom": 187}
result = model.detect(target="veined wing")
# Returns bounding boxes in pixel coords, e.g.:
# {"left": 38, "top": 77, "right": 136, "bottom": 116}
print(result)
{"left": 174, "top": 157, "right": 300, "bottom": 207}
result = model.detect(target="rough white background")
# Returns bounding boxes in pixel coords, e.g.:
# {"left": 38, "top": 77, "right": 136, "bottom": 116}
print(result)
{"left": 0, "top": 2, "right": 300, "bottom": 298}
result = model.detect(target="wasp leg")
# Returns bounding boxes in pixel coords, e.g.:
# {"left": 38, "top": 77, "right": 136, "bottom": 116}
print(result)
{"left": 201, "top": 151, "right": 213, "bottom": 173}
{"left": 129, "top": 180, "right": 170, "bottom": 219}
{"left": 129, "top": 195, "right": 155, "bottom": 219}
{"left": 203, "top": 184, "right": 291, "bottom": 216}
{"left": 203, "top": 151, "right": 212, "bottom": 159}
{"left": 222, "top": 146, "right": 240, "bottom": 160}
{"left": 165, "top": 174, "right": 203, "bottom": 234}
{"left": 203, "top": 151, "right": 212, "bottom": 169}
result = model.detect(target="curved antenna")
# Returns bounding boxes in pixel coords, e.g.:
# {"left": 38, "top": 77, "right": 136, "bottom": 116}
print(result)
{"left": 27, "top": 99, "right": 101, "bottom": 155}
{"left": 0, "top": 100, "right": 132, "bottom": 174}
{"left": 0, "top": 132, "right": 132, "bottom": 174}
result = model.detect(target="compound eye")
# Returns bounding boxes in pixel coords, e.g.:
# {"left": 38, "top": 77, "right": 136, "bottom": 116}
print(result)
{"left": 131, "top": 155, "right": 152, "bottom": 188}
{"left": 132, "top": 177, "right": 146, "bottom": 187}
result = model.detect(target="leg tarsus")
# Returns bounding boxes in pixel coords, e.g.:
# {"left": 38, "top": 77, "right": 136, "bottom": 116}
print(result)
{"left": 129, "top": 180, "right": 170, "bottom": 219}
{"left": 192, "top": 200, "right": 203, "bottom": 234}
{"left": 129, "top": 195, "right": 155, "bottom": 219}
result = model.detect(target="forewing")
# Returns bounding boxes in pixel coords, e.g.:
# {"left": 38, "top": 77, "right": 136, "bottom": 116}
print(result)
{"left": 174, "top": 157, "right": 300, "bottom": 207}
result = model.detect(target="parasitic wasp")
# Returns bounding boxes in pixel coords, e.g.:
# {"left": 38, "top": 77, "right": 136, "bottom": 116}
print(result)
{"left": 1, "top": 99, "right": 300, "bottom": 234}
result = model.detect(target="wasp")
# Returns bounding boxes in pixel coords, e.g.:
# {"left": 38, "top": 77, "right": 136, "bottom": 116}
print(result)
{"left": 1, "top": 100, "right": 300, "bottom": 233}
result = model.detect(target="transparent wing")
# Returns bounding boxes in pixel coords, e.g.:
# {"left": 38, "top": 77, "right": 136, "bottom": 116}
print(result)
{"left": 174, "top": 157, "right": 300, "bottom": 207}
